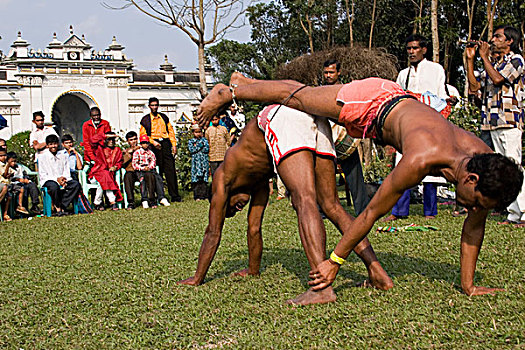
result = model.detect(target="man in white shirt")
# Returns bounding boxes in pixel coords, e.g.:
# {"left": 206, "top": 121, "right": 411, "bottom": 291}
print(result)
{"left": 227, "top": 104, "right": 246, "bottom": 130}
{"left": 386, "top": 34, "right": 448, "bottom": 221}
{"left": 37, "top": 134, "right": 81, "bottom": 216}
{"left": 29, "top": 111, "right": 58, "bottom": 161}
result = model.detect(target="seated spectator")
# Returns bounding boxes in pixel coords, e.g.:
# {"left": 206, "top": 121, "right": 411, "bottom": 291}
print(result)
{"left": 37, "top": 135, "right": 81, "bottom": 217}
{"left": 124, "top": 132, "right": 170, "bottom": 209}
{"left": 188, "top": 125, "right": 209, "bottom": 200}
{"left": 132, "top": 135, "right": 170, "bottom": 208}
{"left": 0, "top": 138, "right": 6, "bottom": 148}
{"left": 59, "top": 134, "right": 83, "bottom": 181}
{"left": 8, "top": 152, "right": 39, "bottom": 215}
{"left": 88, "top": 131, "right": 123, "bottom": 211}
{"left": 0, "top": 147, "right": 14, "bottom": 221}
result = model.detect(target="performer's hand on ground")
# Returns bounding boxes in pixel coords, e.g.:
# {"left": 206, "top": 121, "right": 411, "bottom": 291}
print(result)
{"left": 308, "top": 259, "right": 340, "bottom": 291}
{"left": 464, "top": 285, "right": 505, "bottom": 296}
{"left": 196, "top": 83, "right": 231, "bottom": 128}
{"left": 176, "top": 276, "right": 201, "bottom": 286}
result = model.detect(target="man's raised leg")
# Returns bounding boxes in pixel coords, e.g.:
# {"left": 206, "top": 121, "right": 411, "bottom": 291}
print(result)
{"left": 197, "top": 75, "right": 343, "bottom": 128}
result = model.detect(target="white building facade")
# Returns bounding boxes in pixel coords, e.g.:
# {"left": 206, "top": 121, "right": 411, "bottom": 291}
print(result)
{"left": 0, "top": 27, "right": 211, "bottom": 142}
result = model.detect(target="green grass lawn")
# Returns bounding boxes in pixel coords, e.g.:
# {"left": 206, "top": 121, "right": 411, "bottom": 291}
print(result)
{"left": 0, "top": 195, "right": 524, "bottom": 348}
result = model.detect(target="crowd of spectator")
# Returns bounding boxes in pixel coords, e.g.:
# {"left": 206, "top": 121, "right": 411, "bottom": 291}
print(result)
{"left": 0, "top": 96, "right": 246, "bottom": 221}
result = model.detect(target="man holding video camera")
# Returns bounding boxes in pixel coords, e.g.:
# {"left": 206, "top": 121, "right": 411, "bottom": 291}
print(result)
{"left": 466, "top": 25, "right": 525, "bottom": 225}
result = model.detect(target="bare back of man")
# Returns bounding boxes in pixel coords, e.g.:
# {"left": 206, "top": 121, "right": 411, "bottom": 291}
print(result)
{"left": 196, "top": 74, "right": 522, "bottom": 302}
{"left": 178, "top": 116, "right": 393, "bottom": 305}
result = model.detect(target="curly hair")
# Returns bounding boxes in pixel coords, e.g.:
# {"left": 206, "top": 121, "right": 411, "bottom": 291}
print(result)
{"left": 467, "top": 153, "right": 523, "bottom": 209}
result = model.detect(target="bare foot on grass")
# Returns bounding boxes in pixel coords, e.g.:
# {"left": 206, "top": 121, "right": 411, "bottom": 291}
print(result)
{"left": 286, "top": 287, "right": 336, "bottom": 306}
{"left": 366, "top": 263, "right": 394, "bottom": 291}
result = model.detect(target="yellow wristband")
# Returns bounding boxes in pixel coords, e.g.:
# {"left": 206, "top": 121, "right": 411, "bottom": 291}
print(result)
{"left": 330, "top": 251, "right": 345, "bottom": 265}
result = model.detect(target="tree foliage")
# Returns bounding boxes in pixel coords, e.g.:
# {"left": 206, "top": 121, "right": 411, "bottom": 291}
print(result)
{"left": 206, "top": 0, "right": 525, "bottom": 92}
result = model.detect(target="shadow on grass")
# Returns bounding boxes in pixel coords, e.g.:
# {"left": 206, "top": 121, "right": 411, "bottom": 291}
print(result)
{"left": 206, "top": 248, "right": 482, "bottom": 291}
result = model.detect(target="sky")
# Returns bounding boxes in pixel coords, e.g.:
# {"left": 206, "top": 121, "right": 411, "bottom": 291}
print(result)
{"left": 0, "top": 0, "right": 254, "bottom": 71}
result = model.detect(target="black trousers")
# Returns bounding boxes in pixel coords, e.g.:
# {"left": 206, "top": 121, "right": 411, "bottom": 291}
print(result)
{"left": 43, "top": 180, "right": 81, "bottom": 210}
{"left": 192, "top": 180, "right": 208, "bottom": 200}
{"left": 151, "top": 139, "right": 181, "bottom": 201}
{"left": 124, "top": 171, "right": 146, "bottom": 205}
{"left": 209, "top": 161, "right": 222, "bottom": 178}
{"left": 23, "top": 182, "right": 40, "bottom": 206}
{"left": 339, "top": 151, "right": 369, "bottom": 216}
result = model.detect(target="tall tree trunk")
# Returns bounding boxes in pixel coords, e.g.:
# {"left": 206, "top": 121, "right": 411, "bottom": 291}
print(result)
{"left": 299, "top": 14, "right": 315, "bottom": 53}
{"left": 369, "top": 0, "right": 377, "bottom": 49}
{"left": 413, "top": 0, "right": 424, "bottom": 34}
{"left": 197, "top": 41, "right": 207, "bottom": 97}
{"left": 486, "top": 0, "right": 499, "bottom": 40}
{"left": 344, "top": 0, "right": 355, "bottom": 47}
{"left": 430, "top": 0, "right": 439, "bottom": 62}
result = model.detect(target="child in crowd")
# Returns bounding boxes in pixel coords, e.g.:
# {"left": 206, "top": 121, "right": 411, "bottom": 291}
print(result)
{"left": 0, "top": 147, "right": 14, "bottom": 221}
{"left": 7, "top": 152, "right": 39, "bottom": 215}
{"left": 188, "top": 124, "right": 209, "bottom": 200}
{"left": 132, "top": 135, "right": 166, "bottom": 208}
{"left": 206, "top": 114, "right": 231, "bottom": 177}
{"left": 59, "top": 134, "right": 83, "bottom": 181}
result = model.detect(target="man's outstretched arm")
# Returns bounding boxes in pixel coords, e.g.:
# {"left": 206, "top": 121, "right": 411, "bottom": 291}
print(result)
{"left": 460, "top": 209, "right": 504, "bottom": 296}
{"left": 177, "top": 178, "right": 229, "bottom": 286}
{"left": 234, "top": 185, "right": 269, "bottom": 277}
{"left": 308, "top": 156, "right": 425, "bottom": 290}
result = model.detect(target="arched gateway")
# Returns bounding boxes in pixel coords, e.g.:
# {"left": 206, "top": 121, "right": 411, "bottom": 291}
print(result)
{"left": 51, "top": 91, "right": 97, "bottom": 143}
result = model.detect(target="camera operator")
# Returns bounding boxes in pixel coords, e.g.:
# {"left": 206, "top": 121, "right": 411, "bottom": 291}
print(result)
{"left": 465, "top": 25, "right": 525, "bottom": 225}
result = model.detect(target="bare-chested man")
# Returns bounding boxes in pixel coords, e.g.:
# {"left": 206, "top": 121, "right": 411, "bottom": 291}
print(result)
{"left": 196, "top": 74, "right": 523, "bottom": 303}
{"left": 178, "top": 108, "right": 393, "bottom": 305}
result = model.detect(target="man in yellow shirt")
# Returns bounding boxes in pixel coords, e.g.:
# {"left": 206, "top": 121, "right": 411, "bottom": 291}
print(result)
{"left": 140, "top": 97, "right": 182, "bottom": 202}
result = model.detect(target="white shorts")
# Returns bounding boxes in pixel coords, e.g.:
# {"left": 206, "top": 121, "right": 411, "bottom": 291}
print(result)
{"left": 257, "top": 105, "right": 335, "bottom": 171}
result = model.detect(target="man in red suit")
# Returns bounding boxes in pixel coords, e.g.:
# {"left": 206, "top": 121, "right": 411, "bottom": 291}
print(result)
{"left": 82, "top": 107, "right": 111, "bottom": 163}
{"left": 88, "top": 131, "right": 123, "bottom": 210}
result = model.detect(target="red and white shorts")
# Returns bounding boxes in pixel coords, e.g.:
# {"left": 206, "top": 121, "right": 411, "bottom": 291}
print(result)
{"left": 257, "top": 104, "right": 335, "bottom": 171}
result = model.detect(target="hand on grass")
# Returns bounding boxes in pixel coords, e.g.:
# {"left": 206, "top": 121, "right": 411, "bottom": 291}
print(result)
{"left": 465, "top": 286, "right": 505, "bottom": 296}
{"left": 308, "top": 259, "right": 340, "bottom": 291}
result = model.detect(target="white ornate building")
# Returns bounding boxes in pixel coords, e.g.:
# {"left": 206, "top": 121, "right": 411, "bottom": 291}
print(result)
{"left": 0, "top": 26, "right": 212, "bottom": 142}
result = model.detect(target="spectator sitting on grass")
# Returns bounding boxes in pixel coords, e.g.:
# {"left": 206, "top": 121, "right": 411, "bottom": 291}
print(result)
{"left": 188, "top": 124, "right": 209, "bottom": 201}
{"left": 7, "top": 152, "right": 39, "bottom": 215}
{"left": 58, "top": 134, "right": 83, "bottom": 182}
{"left": 88, "top": 131, "right": 123, "bottom": 211}
{"left": 37, "top": 135, "right": 81, "bottom": 217}
{"left": 0, "top": 147, "right": 14, "bottom": 221}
